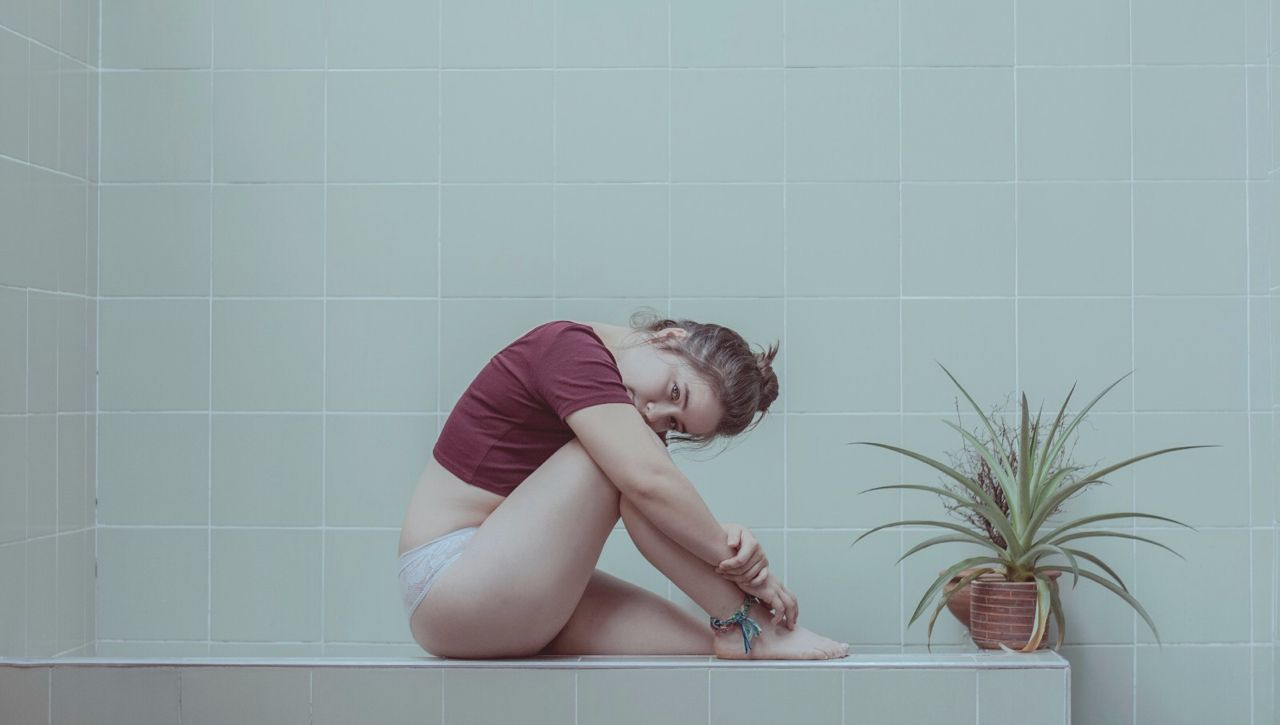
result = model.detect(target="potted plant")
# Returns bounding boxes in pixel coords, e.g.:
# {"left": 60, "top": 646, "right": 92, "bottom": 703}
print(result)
{"left": 848, "top": 364, "right": 1213, "bottom": 652}
{"left": 934, "top": 393, "right": 1077, "bottom": 632}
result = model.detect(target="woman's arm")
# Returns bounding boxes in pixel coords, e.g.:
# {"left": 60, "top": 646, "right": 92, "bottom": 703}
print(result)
{"left": 566, "top": 402, "right": 737, "bottom": 568}
{"left": 624, "top": 467, "right": 740, "bottom": 569}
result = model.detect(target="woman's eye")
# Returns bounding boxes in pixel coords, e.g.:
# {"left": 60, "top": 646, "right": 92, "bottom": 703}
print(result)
{"left": 671, "top": 382, "right": 679, "bottom": 400}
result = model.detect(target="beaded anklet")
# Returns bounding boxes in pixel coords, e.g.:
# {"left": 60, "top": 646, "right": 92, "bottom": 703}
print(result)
{"left": 710, "top": 594, "right": 764, "bottom": 653}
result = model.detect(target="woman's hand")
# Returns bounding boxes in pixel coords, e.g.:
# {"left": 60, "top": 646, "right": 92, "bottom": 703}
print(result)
{"left": 717, "top": 523, "right": 769, "bottom": 587}
{"left": 737, "top": 571, "right": 799, "bottom": 630}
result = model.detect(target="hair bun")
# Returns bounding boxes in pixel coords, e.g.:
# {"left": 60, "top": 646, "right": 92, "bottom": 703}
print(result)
{"left": 755, "top": 343, "right": 780, "bottom": 413}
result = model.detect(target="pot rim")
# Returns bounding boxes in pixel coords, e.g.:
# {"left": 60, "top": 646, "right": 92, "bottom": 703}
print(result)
{"left": 975, "top": 571, "right": 1062, "bottom": 582}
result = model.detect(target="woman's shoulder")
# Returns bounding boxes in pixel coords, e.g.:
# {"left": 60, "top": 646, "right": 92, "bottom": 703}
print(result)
{"left": 531, "top": 320, "right": 624, "bottom": 369}
{"left": 555, "top": 320, "right": 621, "bottom": 346}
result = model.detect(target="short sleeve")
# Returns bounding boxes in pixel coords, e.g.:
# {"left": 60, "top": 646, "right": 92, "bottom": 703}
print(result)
{"left": 532, "top": 325, "right": 634, "bottom": 421}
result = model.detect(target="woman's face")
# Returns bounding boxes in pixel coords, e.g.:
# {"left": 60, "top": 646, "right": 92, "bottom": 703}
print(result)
{"left": 614, "top": 328, "right": 724, "bottom": 438}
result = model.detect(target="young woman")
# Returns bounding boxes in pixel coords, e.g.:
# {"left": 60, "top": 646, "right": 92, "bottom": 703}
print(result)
{"left": 398, "top": 310, "right": 850, "bottom": 660}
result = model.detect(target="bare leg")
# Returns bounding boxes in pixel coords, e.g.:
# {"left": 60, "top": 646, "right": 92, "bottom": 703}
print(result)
{"left": 618, "top": 496, "right": 749, "bottom": 619}
{"left": 536, "top": 568, "right": 716, "bottom": 656}
{"left": 618, "top": 496, "right": 850, "bottom": 660}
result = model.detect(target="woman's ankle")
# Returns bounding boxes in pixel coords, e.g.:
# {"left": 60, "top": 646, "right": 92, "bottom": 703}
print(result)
{"left": 709, "top": 594, "right": 765, "bottom": 653}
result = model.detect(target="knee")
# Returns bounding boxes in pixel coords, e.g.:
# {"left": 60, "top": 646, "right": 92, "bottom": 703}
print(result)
{"left": 563, "top": 439, "right": 621, "bottom": 495}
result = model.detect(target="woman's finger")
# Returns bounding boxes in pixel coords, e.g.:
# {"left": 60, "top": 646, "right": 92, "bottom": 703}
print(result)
{"left": 751, "top": 567, "right": 768, "bottom": 587}
{"left": 741, "top": 560, "right": 764, "bottom": 580}
{"left": 783, "top": 589, "right": 798, "bottom": 629}
{"left": 731, "top": 532, "right": 758, "bottom": 566}
{"left": 721, "top": 549, "right": 760, "bottom": 576}
{"left": 718, "top": 548, "right": 750, "bottom": 571}
{"left": 738, "top": 548, "right": 766, "bottom": 576}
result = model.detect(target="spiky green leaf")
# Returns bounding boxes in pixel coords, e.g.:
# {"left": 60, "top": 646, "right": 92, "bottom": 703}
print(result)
{"left": 1049, "top": 530, "right": 1186, "bottom": 561}
{"left": 924, "top": 566, "right": 998, "bottom": 652}
{"left": 909, "top": 557, "right": 1007, "bottom": 629}
{"left": 1017, "top": 393, "right": 1033, "bottom": 530}
{"left": 1059, "top": 547, "right": 1130, "bottom": 593}
{"left": 1033, "top": 512, "right": 1196, "bottom": 551}
{"left": 1048, "top": 567, "right": 1163, "bottom": 645}
{"left": 1072, "top": 445, "right": 1221, "bottom": 488}
{"left": 848, "top": 441, "right": 1020, "bottom": 552}
{"left": 850, "top": 520, "right": 999, "bottom": 550}
{"left": 898, "top": 534, "right": 1002, "bottom": 564}
{"left": 1044, "top": 572, "right": 1066, "bottom": 649}
{"left": 1035, "top": 371, "right": 1133, "bottom": 487}
{"left": 1031, "top": 382, "right": 1077, "bottom": 494}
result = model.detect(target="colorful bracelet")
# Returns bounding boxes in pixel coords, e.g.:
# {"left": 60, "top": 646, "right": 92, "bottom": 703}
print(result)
{"left": 710, "top": 594, "right": 764, "bottom": 654}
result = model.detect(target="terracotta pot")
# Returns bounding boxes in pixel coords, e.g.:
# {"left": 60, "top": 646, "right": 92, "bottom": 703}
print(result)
{"left": 968, "top": 571, "right": 1063, "bottom": 651}
{"left": 941, "top": 566, "right": 986, "bottom": 627}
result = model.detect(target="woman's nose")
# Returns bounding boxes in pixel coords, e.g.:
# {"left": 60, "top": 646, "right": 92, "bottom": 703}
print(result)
{"left": 644, "top": 404, "right": 671, "bottom": 429}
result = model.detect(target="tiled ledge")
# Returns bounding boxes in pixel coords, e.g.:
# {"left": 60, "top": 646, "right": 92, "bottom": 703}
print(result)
{"left": 0, "top": 650, "right": 1070, "bottom": 669}
{"left": 0, "top": 652, "right": 1071, "bottom": 725}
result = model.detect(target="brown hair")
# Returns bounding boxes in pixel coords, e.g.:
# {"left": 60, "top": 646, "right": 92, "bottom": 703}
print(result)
{"left": 624, "top": 307, "right": 779, "bottom": 450}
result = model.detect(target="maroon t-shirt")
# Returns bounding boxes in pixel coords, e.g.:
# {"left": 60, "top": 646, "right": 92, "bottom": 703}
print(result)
{"left": 433, "top": 320, "right": 667, "bottom": 497}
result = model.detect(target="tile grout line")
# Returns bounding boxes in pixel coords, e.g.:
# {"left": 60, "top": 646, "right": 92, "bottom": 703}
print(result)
{"left": 320, "top": 0, "right": 329, "bottom": 658}
{"left": 20, "top": 2, "right": 33, "bottom": 662}
{"left": 17, "top": 290, "right": 1276, "bottom": 303}
{"left": 5, "top": 408, "right": 1278, "bottom": 417}
{"left": 1269, "top": 1, "right": 1277, "bottom": 709}
{"left": 666, "top": 0, "right": 674, "bottom": 609}
{"left": 781, "top": 0, "right": 789, "bottom": 656}
{"left": 206, "top": 0, "right": 215, "bottom": 657}
{"left": 92, "top": 0, "right": 101, "bottom": 659}
{"left": 51, "top": 522, "right": 1270, "bottom": 533}
{"left": 54, "top": 177, "right": 1280, "bottom": 185}
{"left": 52, "top": 0, "right": 63, "bottom": 661}
{"left": 437, "top": 3, "right": 443, "bottom": 720}
{"left": 435, "top": 1, "right": 443, "bottom": 464}
{"left": 1013, "top": 0, "right": 1019, "bottom": 435}
{"left": 1244, "top": 11, "right": 1254, "bottom": 722}
{"left": 80, "top": 62, "right": 1280, "bottom": 71}
{"left": 1129, "top": 2, "right": 1137, "bottom": 721}
{"left": 550, "top": 3, "right": 576, "bottom": 721}
{"left": 897, "top": 0, "right": 906, "bottom": 658}
{"left": 16, "top": 290, "right": 1278, "bottom": 302}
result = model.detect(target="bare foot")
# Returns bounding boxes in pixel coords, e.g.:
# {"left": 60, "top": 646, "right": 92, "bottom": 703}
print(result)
{"left": 712, "top": 603, "right": 850, "bottom": 660}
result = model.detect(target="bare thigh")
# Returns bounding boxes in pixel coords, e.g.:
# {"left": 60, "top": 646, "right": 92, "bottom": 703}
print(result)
{"left": 411, "top": 438, "right": 623, "bottom": 658}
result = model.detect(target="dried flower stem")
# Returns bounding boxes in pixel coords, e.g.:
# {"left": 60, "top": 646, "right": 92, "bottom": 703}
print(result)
{"left": 939, "top": 395, "right": 1098, "bottom": 548}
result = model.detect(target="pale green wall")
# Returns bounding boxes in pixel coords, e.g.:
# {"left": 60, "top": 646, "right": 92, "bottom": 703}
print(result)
{"left": 0, "top": 0, "right": 1272, "bottom": 722}
{"left": 0, "top": 0, "right": 99, "bottom": 658}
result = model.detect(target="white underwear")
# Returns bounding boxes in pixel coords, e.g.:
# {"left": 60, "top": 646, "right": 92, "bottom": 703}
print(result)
{"left": 398, "top": 526, "right": 480, "bottom": 620}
